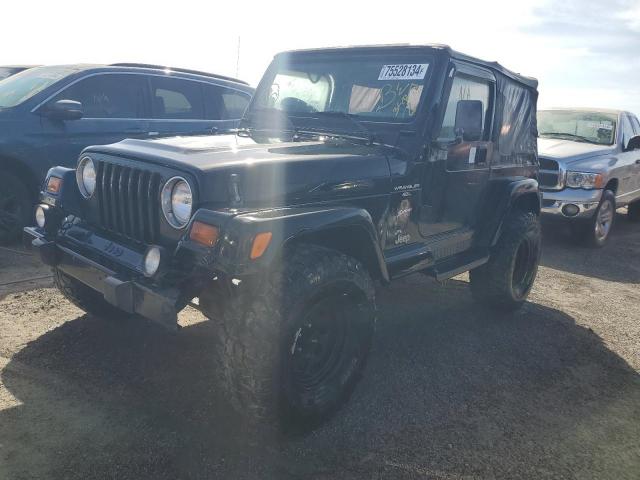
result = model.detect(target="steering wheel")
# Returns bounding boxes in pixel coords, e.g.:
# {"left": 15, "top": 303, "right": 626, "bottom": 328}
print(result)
{"left": 279, "top": 97, "right": 317, "bottom": 113}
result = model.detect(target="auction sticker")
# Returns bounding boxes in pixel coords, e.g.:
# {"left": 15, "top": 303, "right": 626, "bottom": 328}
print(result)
{"left": 378, "top": 64, "right": 429, "bottom": 81}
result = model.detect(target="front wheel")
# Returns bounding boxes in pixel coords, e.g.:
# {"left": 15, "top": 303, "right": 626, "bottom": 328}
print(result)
{"left": 470, "top": 211, "right": 541, "bottom": 311}
{"left": 201, "top": 244, "right": 376, "bottom": 431}
{"left": 571, "top": 190, "right": 615, "bottom": 247}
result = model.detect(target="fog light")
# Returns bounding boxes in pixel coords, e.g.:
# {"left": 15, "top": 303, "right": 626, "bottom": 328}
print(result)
{"left": 143, "top": 246, "right": 161, "bottom": 277}
{"left": 562, "top": 204, "right": 580, "bottom": 217}
{"left": 35, "top": 205, "right": 47, "bottom": 228}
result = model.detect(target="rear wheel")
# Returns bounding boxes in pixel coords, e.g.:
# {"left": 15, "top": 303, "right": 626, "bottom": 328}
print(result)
{"left": 201, "top": 244, "right": 376, "bottom": 431}
{"left": 54, "top": 268, "right": 130, "bottom": 319}
{"left": 470, "top": 211, "right": 541, "bottom": 311}
{"left": 0, "top": 172, "right": 32, "bottom": 244}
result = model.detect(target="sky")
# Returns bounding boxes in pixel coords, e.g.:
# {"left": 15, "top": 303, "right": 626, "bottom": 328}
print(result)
{"left": 2, "top": 0, "right": 639, "bottom": 115}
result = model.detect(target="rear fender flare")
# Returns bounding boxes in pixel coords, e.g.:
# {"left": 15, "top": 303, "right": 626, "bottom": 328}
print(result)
{"left": 474, "top": 177, "right": 540, "bottom": 248}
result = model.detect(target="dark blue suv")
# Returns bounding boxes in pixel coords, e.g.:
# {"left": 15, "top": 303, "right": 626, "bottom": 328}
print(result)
{"left": 0, "top": 63, "right": 253, "bottom": 242}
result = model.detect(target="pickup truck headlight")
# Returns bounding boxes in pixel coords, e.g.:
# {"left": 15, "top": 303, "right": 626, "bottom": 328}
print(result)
{"left": 565, "top": 171, "right": 604, "bottom": 190}
{"left": 76, "top": 156, "right": 96, "bottom": 198}
{"left": 161, "top": 177, "right": 192, "bottom": 228}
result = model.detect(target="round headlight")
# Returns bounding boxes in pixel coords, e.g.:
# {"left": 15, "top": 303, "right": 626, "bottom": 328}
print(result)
{"left": 161, "top": 177, "right": 192, "bottom": 228}
{"left": 76, "top": 156, "right": 96, "bottom": 198}
{"left": 143, "top": 246, "right": 161, "bottom": 277}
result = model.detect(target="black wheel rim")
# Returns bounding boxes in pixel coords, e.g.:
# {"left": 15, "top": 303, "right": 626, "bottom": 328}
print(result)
{"left": 512, "top": 237, "right": 537, "bottom": 299}
{"left": 286, "top": 290, "right": 368, "bottom": 413}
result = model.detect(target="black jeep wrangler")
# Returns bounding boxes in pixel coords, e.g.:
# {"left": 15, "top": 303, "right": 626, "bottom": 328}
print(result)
{"left": 25, "top": 45, "right": 541, "bottom": 428}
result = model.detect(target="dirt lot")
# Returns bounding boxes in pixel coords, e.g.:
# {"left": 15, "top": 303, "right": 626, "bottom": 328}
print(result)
{"left": 0, "top": 213, "right": 638, "bottom": 479}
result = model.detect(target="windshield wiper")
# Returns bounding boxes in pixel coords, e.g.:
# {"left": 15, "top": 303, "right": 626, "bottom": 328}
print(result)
{"left": 312, "top": 111, "right": 372, "bottom": 136}
{"left": 540, "top": 132, "right": 593, "bottom": 143}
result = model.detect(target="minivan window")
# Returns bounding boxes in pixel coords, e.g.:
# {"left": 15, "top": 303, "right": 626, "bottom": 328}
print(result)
{"left": 203, "top": 84, "right": 223, "bottom": 120}
{"left": 0, "top": 66, "right": 79, "bottom": 108}
{"left": 52, "top": 74, "right": 147, "bottom": 118}
{"left": 222, "top": 89, "right": 250, "bottom": 119}
{"left": 202, "top": 85, "right": 251, "bottom": 120}
{"left": 150, "top": 77, "right": 204, "bottom": 119}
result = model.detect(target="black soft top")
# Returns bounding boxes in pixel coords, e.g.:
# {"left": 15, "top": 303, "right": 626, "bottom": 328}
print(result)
{"left": 278, "top": 44, "right": 538, "bottom": 91}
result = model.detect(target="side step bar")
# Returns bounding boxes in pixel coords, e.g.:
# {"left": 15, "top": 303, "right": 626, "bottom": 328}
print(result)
{"left": 428, "top": 251, "right": 489, "bottom": 282}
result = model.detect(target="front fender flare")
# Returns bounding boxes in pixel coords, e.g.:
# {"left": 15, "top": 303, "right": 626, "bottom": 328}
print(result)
{"left": 191, "top": 206, "right": 389, "bottom": 281}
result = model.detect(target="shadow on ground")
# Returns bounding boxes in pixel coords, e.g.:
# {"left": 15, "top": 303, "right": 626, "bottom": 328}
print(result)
{"left": 540, "top": 211, "right": 640, "bottom": 284}
{"left": 1, "top": 275, "right": 639, "bottom": 479}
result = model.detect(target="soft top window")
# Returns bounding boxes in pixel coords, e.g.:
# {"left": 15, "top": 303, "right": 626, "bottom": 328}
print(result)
{"left": 254, "top": 54, "right": 431, "bottom": 122}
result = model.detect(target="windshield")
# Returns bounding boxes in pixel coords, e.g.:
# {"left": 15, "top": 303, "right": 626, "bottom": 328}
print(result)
{"left": 0, "top": 66, "right": 79, "bottom": 108}
{"left": 252, "top": 54, "right": 431, "bottom": 124}
{"left": 538, "top": 110, "right": 617, "bottom": 145}
{"left": 0, "top": 67, "right": 23, "bottom": 81}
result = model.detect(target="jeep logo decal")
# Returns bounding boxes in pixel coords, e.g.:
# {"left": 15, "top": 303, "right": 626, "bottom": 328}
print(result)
{"left": 103, "top": 241, "right": 124, "bottom": 257}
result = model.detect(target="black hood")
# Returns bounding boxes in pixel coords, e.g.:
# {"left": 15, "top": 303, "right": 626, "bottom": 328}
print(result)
{"left": 86, "top": 134, "right": 392, "bottom": 208}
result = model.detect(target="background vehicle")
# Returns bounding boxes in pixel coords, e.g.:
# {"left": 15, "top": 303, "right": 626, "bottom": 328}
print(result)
{"left": 538, "top": 108, "right": 640, "bottom": 246}
{"left": 0, "top": 64, "right": 253, "bottom": 243}
{"left": 0, "top": 65, "right": 36, "bottom": 81}
{"left": 25, "top": 45, "right": 541, "bottom": 431}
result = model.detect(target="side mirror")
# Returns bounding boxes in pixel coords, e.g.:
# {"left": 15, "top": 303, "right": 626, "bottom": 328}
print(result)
{"left": 42, "top": 99, "right": 83, "bottom": 121}
{"left": 454, "top": 100, "right": 483, "bottom": 142}
{"left": 625, "top": 135, "right": 640, "bottom": 152}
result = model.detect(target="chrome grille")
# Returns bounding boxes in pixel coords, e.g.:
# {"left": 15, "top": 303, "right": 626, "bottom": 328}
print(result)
{"left": 538, "top": 157, "right": 564, "bottom": 190}
{"left": 95, "top": 160, "right": 162, "bottom": 244}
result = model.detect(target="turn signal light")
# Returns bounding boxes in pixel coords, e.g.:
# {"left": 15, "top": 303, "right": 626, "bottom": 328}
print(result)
{"left": 46, "top": 176, "right": 62, "bottom": 194}
{"left": 250, "top": 232, "right": 272, "bottom": 260}
{"left": 189, "top": 221, "right": 219, "bottom": 247}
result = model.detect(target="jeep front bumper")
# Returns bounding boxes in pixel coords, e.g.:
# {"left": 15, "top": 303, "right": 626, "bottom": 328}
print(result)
{"left": 24, "top": 227, "right": 180, "bottom": 329}
{"left": 541, "top": 188, "right": 602, "bottom": 219}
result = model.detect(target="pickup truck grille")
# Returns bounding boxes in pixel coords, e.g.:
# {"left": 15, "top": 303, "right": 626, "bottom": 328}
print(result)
{"left": 95, "top": 160, "right": 162, "bottom": 244}
{"left": 538, "top": 157, "right": 564, "bottom": 190}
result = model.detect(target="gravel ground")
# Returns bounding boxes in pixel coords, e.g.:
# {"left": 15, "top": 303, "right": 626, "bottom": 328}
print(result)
{"left": 0, "top": 213, "right": 638, "bottom": 479}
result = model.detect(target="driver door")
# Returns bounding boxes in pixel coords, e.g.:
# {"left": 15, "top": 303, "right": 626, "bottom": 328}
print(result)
{"left": 419, "top": 63, "right": 495, "bottom": 241}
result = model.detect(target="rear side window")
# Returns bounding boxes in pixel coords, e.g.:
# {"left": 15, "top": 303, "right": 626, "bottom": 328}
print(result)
{"left": 150, "top": 77, "right": 204, "bottom": 119}
{"left": 203, "top": 84, "right": 251, "bottom": 120}
{"left": 221, "top": 89, "right": 250, "bottom": 119}
{"left": 53, "top": 74, "right": 147, "bottom": 118}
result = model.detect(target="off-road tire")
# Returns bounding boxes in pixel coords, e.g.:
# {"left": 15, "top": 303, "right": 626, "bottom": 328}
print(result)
{"left": 0, "top": 172, "right": 32, "bottom": 244}
{"left": 571, "top": 190, "right": 615, "bottom": 247}
{"left": 628, "top": 200, "right": 640, "bottom": 222}
{"left": 54, "top": 268, "right": 129, "bottom": 319}
{"left": 470, "top": 211, "right": 541, "bottom": 311}
{"left": 201, "top": 244, "right": 376, "bottom": 431}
